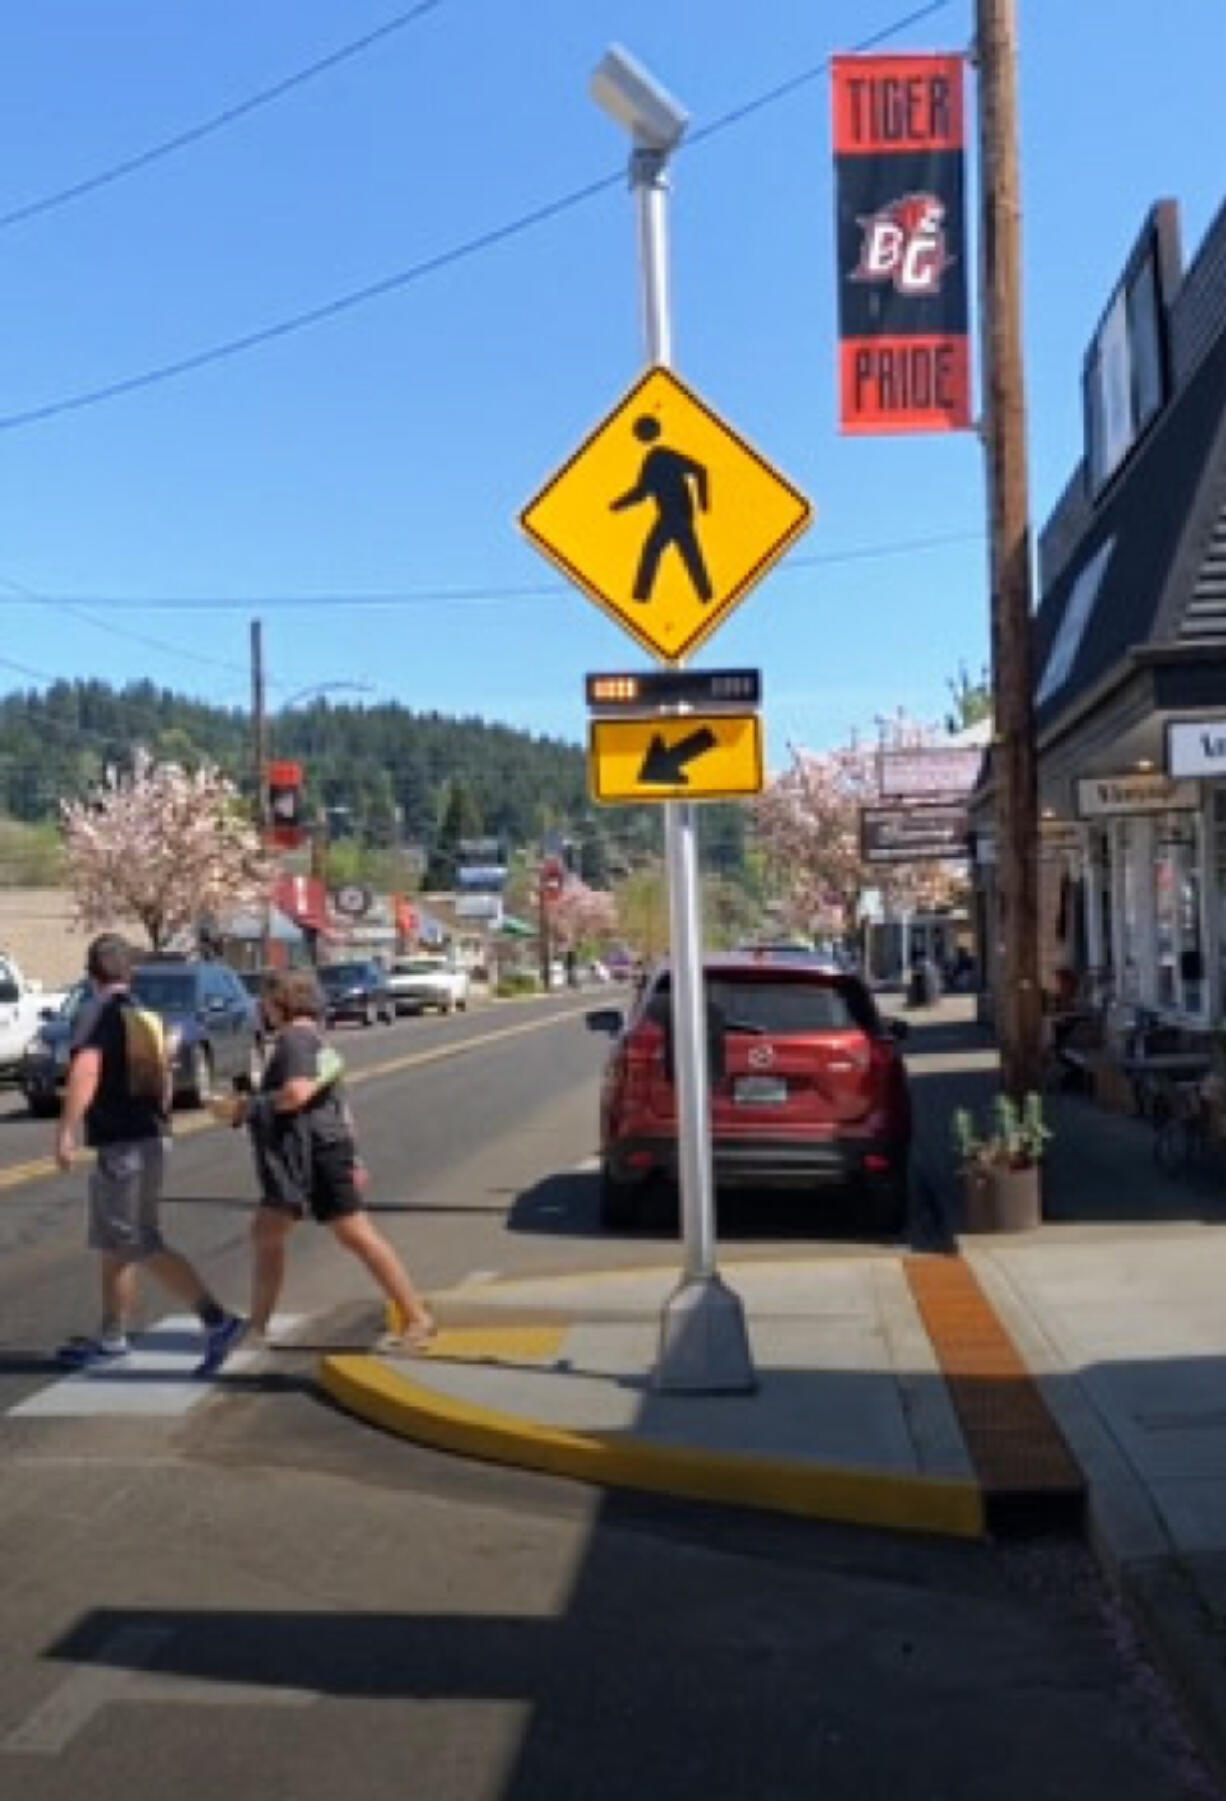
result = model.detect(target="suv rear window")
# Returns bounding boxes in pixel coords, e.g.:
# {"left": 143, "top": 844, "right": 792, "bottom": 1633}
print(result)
{"left": 132, "top": 971, "right": 196, "bottom": 1012}
{"left": 647, "top": 973, "right": 879, "bottom": 1037}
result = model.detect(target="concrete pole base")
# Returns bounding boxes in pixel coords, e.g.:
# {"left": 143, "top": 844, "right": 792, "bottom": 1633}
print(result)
{"left": 653, "top": 1272, "right": 757, "bottom": 1395}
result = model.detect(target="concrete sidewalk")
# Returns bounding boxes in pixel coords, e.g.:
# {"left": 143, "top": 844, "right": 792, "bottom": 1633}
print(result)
{"left": 320, "top": 994, "right": 1226, "bottom": 1770}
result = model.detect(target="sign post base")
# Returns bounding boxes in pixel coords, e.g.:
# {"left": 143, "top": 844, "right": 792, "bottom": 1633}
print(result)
{"left": 653, "top": 1272, "right": 756, "bottom": 1395}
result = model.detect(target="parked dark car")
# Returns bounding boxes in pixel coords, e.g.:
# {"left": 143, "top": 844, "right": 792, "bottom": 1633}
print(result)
{"left": 586, "top": 952, "right": 911, "bottom": 1234}
{"left": 19, "top": 961, "right": 261, "bottom": 1113}
{"left": 18, "top": 980, "right": 91, "bottom": 1117}
{"left": 131, "top": 959, "right": 262, "bottom": 1106}
{"left": 318, "top": 959, "right": 396, "bottom": 1027}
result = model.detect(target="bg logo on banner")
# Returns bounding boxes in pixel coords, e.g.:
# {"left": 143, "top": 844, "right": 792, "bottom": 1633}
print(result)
{"left": 832, "top": 54, "right": 971, "bottom": 435}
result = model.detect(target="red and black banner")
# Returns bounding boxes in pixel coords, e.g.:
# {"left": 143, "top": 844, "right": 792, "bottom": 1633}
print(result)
{"left": 832, "top": 54, "right": 971, "bottom": 434}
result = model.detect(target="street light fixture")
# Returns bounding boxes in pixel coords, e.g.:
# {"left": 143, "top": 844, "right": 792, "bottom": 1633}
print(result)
{"left": 276, "top": 679, "right": 375, "bottom": 716}
{"left": 591, "top": 45, "right": 689, "bottom": 152}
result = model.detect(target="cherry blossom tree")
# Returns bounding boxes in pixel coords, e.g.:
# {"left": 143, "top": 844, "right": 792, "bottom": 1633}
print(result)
{"left": 62, "top": 748, "right": 271, "bottom": 950}
{"left": 752, "top": 718, "right": 965, "bottom": 936}
{"left": 546, "top": 878, "right": 619, "bottom": 951}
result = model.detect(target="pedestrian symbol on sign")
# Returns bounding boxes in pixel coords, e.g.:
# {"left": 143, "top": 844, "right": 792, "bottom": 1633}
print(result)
{"left": 610, "top": 416, "right": 713, "bottom": 604}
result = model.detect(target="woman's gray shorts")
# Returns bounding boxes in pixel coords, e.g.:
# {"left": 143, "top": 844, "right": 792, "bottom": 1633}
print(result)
{"left": 88, "top": 1139, "right": 167, "bottom": 1258}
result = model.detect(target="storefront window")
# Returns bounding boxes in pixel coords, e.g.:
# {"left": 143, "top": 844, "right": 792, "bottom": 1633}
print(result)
{"left": 1153, "top": 811, "right": 1204, "bottom": 1016}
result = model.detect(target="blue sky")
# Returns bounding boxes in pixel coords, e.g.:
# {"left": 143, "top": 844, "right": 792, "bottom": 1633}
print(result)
{"left": 0, "top": 1, "right": 1222, "bottom": 769}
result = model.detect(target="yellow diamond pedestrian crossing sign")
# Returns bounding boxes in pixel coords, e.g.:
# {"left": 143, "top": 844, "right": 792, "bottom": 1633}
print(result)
{"left": 520, "top": 366, "right": 813, "bottom": 664}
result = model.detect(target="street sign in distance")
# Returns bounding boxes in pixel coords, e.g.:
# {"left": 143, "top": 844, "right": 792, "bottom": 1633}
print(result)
{"left": 521, "top": 367, "right": 812, "bottom": 664}
{"left": 586, "top": 667, "right": 761, "bottom": 710}
{"left": 540, "top": 858, "right": 565, "bottom": 904}
{"left": 589, "top": 712, "right": 764, "bottom": 804}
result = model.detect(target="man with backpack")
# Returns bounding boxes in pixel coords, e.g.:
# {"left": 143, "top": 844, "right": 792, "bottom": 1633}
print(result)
{"left": 53, "top": 933, "right": 244, "bottom": 1377}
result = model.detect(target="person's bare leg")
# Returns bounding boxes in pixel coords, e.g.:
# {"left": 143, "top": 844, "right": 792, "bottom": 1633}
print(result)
{"left": 330, "top": 1211, "right": 433, "bottom": 1335}
{"left": 100, "top": 1253, "right": 138, "bottom": 1339}
{"left": 144, "top": 1247, "right": 214, "bottom": 1310}
{"left": 250, "top": 1208, "right": 295, "bottom": 1335}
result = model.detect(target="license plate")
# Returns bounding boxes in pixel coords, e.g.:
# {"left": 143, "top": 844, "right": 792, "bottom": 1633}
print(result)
{"left": 734, "top": 1075, "right": 787, "bottom": 1106}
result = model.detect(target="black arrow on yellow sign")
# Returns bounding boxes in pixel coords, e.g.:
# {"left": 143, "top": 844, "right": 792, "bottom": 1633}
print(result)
{"left": 638, "top": 726, "right": 719, "bottom": 786}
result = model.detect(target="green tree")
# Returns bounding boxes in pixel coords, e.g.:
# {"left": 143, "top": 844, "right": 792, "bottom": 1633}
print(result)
{"left": 425, "top": 779, "right": 483, "bottom": 890}
{"left": 945, "top": 662, "right": 992, "bottom": 733}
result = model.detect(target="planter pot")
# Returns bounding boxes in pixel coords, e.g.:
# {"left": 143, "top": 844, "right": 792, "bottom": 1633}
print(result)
{"left": 962, "top": 1162, "right": 1042, "bottom": 1233}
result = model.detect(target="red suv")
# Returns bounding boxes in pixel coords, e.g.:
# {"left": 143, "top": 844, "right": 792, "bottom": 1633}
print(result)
{"left": 587, "top": 953, "right": 911, "bottom": 1234}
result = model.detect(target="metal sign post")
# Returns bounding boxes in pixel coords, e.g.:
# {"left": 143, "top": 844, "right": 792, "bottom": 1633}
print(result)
{"left": 626, "top": 120, "right": 755, "bottom": 1394}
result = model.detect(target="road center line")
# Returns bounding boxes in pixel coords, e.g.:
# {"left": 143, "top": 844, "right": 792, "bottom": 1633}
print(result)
{"left": 0, "top": 1002, "right": 593, "bottom": 1194}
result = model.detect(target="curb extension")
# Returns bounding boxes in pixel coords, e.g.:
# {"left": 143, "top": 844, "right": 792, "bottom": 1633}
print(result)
{"left": 319, "top": 1352, "right": 986, "bottom": 1541}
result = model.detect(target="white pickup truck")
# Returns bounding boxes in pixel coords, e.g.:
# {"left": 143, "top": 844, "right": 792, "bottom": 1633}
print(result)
{"left": 0, "top": 953, "right": 57, "bottom": 1077}
{"left": 387, "top": 955, "right": 470, "bottom": 1016}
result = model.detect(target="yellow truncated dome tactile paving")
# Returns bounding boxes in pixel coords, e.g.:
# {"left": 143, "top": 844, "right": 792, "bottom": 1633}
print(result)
{"left": 406, "top": 1326, "right": 567, "bottom": 1365}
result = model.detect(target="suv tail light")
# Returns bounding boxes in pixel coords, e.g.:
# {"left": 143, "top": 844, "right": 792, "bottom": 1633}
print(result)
{"left": 623, "top": 1018, "right": 667, "bottom": 1101}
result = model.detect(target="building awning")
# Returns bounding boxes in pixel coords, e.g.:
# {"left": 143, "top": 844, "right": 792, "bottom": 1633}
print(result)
{"left": 496, "top": 914, "right": 535, "bottom": 939}
{"left": 218, "top": 904, "right": 303, "bottom": 945}
{"left": 273, "top": 875, "right": 331, "bottom": 935}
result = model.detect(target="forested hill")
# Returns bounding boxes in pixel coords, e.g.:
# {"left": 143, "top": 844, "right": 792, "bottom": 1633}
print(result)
{"left": 0, "top": 678, "right": 590, "bottom": 849}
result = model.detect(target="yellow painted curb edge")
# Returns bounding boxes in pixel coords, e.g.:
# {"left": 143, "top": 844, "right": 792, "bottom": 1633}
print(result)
{"left": 320, "top": 1354, "right": 986, "bottom": 1542}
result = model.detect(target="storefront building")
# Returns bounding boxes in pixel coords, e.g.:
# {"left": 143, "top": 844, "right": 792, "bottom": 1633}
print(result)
{"left": 973, "top": 195, "right": 1226, "bottom": 1033}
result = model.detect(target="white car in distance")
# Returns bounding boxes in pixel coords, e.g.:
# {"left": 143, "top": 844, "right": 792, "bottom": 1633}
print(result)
{"left": 388, "top": 956, "right": 470, "bottom": 1016}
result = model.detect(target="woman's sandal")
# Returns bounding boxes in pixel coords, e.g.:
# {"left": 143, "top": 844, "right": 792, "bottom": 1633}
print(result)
{"left": 376, "top": 1314, "right": 438, "bottom": 1357}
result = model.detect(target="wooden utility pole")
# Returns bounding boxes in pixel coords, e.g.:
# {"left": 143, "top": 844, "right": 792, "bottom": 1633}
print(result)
{"left": 977, "top": 0, "right": 1041, "bottom": 1095}
{"left": 250, "top": 619, "right": 269, "bottom": 828}
{"left": 251, "top": 619, "right": 273, "bottom": 966}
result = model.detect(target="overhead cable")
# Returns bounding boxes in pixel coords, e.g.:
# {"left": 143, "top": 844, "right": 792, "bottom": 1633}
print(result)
{"left": 0, "top": 530, "right": 982, "bottom": 611}
{"left": 0, "top": 0, "right": 955, "bottom": 435}
{"left": 0, "top": 1, "right": 446, "bottom": 233}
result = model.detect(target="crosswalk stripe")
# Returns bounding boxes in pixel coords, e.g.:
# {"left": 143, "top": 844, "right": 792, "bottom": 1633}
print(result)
{"left": 8, "top": 1314, "right": 303, "bottom": 1418}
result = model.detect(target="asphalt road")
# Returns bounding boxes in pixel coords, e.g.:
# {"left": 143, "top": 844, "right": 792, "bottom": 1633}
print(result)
{"left": 0, "top": 992, "right": 1221, "bottom": 1800}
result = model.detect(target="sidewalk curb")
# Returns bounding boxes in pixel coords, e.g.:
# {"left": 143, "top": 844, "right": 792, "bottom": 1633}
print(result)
{"left": 319, "top": 1350, "right": 986, "bottom": 1540}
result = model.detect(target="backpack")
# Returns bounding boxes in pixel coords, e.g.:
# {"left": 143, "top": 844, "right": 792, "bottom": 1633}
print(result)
{"left": 121, "top": 1000, "right": 168, "bottom": 1102}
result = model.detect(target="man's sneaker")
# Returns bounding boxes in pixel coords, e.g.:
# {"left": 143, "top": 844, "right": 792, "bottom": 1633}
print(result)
{"left": 195, "top": 1314, "right": 246, "bottom": 1378}
{"left": 56, "top": 1334, "right": 130, "bottom": 1371}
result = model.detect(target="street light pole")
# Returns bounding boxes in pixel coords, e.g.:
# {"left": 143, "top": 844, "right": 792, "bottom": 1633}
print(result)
{"left": 602, "top": 51, "right": 754, "bottom": 1393}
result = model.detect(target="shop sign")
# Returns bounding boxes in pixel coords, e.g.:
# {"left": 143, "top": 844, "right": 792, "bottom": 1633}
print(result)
{"left": 860, "top": 804, "right": 969, "bottom": 863}
{"left": 878, "top": 745, "right": 982, "bottom": 799}
{"left": 1166, "top": 720, "right": 1226, "bottom": 779}
{"left": 332, "top": 884, "right": 371, "bottom": 918}
{"left": 456, "top": 894, "right": 503, "bottom": 922}
{"left": 457, "top": 864, "right": 508, "bottom": 892}
{"left": 1075, "top": 773, "right": 1198, "bottom": 817}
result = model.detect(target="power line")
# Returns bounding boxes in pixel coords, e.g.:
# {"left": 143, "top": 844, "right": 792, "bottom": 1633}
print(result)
{"left": 0, "top": 1, "right": 447, "bottom": 234}
{"left": 0, "top": 572, "right": 252, "bottom": 682}
{"left": 0, "top": 530, "right": 983, "bottom": 613}
{"left": 0, "top": 0, "right": 956, "bottom": 435}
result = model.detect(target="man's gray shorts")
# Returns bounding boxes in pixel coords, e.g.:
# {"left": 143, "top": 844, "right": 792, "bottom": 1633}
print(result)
{"left": 88, "top": 1139, "right": 167, "bottom": 1258}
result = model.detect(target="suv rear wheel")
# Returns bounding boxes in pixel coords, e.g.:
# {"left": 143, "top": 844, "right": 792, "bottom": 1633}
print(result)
{"left": 599, "top": 1163, "right": 642, "bottom": 1231}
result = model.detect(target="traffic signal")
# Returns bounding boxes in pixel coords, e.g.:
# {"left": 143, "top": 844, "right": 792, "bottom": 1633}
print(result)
{"left": 266, "top": 761, "right": 304, "bottom": 846}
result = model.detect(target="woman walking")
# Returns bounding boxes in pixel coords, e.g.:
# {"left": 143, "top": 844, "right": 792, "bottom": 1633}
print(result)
{"left": 227, "top": 967, "right": 435, "bottom": 1351}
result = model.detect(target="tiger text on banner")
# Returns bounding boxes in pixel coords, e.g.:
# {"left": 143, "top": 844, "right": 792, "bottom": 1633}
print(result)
{"left": 832, "top": 54, "right": 971, "bottom": 435}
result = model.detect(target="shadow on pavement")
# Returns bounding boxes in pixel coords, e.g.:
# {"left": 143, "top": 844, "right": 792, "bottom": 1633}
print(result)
{"left": 40, "top": 1471, "right": 1216, "bottom": 1801}
{"left": 506, "top": 1169, "right": 915, "bottom": 1250}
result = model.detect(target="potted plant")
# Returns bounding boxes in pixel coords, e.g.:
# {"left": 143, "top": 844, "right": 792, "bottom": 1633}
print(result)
{"left": 952, "top": 1092, "right": 1050, "bottom": 1232}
